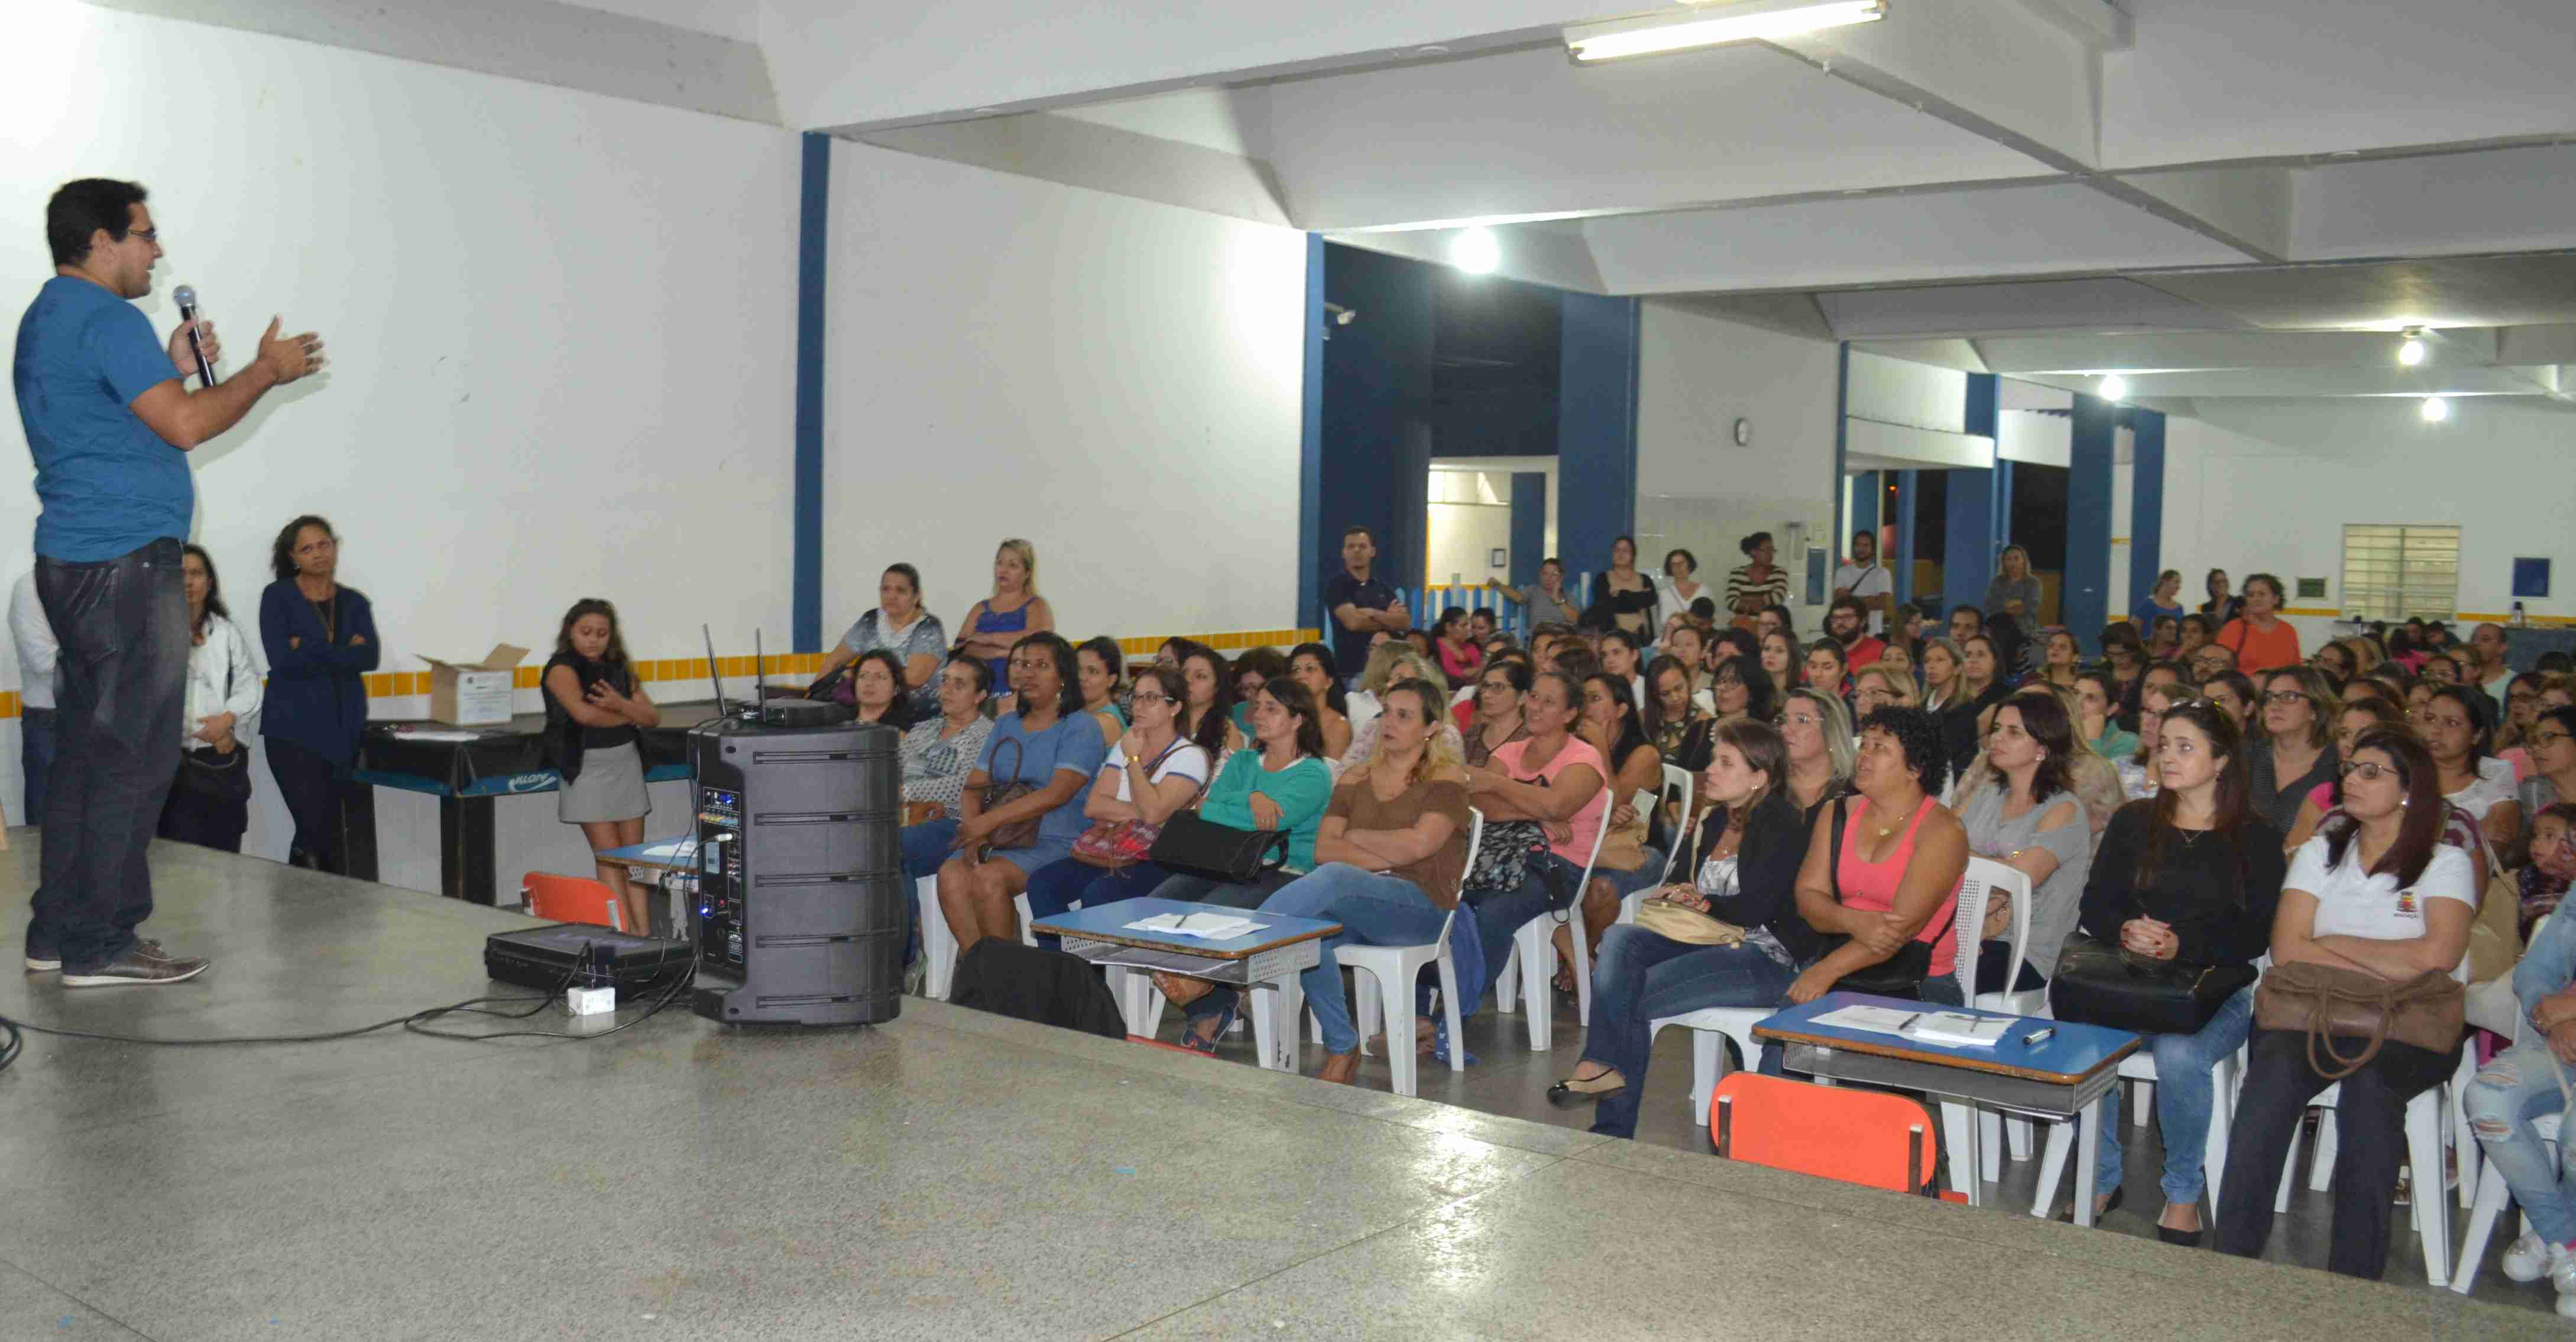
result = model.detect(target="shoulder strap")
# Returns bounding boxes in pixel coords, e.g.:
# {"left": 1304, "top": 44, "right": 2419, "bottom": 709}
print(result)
{"left": 1827, "top": 796, "right": 1848, "bottom": 903}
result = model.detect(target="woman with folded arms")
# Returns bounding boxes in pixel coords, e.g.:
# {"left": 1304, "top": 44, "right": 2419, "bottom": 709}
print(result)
{"left": 1550, "top": 721, "right": 1822, "bottom": 1132}
{"left": 2217, "top": 727, "right": 2476, "bottom": 1279}
{"left": 260, "top": 514, "right": 379, "bottom": 874}
{"left": 1460, "top": 657, "right": 1534, "bottom": 767}
{"left": 1727, "top": 534, "right": 1791, "bottom": 624}
{"left": 540, "top": 599, "right": 661, "bottom": 932}
{"left": 1075, "top": 636, "right": 1127, "bottom": 750}
{"left": 1258, "top": 679, "right": 1474, "bottom": 1085}
{"left": 1287, "top": 641, "right": 1355, "bottom": 766}
{"left": 1020, "top": 665, "right": 1213, "bottom": 948}
{"left": 934, "top": 633, "right": 1111, "bottom": 951}
{"left": 1955, "top": 690, "right": 2093, "bottom": 997}
{"left": 1784, "top": 706, "right": 1970, "bottom": 1012}
{"left": 2075, "top": 700, "right": 2285, "bottom": 1238}
{"left": 2245, "top": 666, "right": 2341, "bottom": 835}
{"left": 1150, "top": 677, "right": 1342, "bottom": 1049}
{"left": 1463, "top": 671, "right": 1611, "bottom": 1017}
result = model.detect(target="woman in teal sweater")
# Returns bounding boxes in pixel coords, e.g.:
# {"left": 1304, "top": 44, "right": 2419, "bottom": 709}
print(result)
{"left": 1148, "top": 677, "right": 1338, "bottom": 1050}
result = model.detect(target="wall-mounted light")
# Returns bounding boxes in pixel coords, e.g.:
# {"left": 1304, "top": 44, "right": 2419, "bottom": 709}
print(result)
{"left": 1563, "top": 0, "right": 1886, "bottom": 63}
{"left": 1450, "top": 228, "right": 1500, "bottom": 274}
{"left": 2397, "top": 326, "right": 2428, "bottom": 367}
{"left": 2421, "top": 396, "right": 2450, "bottom": 423}
{"left": 2098, "top": 374, "right": 2129, "bottom": 401}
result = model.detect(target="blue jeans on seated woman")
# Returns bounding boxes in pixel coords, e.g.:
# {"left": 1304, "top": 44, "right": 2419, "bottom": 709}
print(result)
{"left": 1583, "top": 923, "right": 1800, "bottom": 1139}
{"left": 2092, "top": 982, "right": 2255, "bottom": 1206}
{"left": 901, "top": 818, "right": 960, "bottom": 880}
{"left": 1467, "top": 850, "right": 1585, "bottom": 1008}
{"left": 1021, "top": 859, "right": 1176, "bottom": 951}
{"left": 1258, "top": 863, "right": 1450, "bottom": 1056}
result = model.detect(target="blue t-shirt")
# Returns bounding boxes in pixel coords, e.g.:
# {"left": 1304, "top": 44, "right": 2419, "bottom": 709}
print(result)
{"left": 14, "top": 277, "right": 191, "bottom": 560}
{"left": 976, "top": 708, "right": 1111, "bottom": 850}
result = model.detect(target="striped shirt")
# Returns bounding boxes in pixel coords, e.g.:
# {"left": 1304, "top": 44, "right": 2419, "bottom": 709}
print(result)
{"left": 1726, "top": 562, "right": 1788, "bottom": 615}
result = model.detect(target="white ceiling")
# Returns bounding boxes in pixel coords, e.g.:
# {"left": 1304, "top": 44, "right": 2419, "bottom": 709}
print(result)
{"left": 112, "top": 0, "right": 2576, "bottom": 407}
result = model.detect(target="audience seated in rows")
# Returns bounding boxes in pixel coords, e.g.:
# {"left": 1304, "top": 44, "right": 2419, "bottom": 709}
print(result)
{"left": 1953, "top": 689, "right": 2093, "bottom": 997}
{"left": 2465, "top": 857, "right": 2576, "bottom": 1315}
{"left": 1551, "top": 672, "right": 1667, "bottom": 989}
{"left": 1462, "top": 670, "right": 1611, "bottom": 1030}
{"left": 1075, "top": 636, "right": 1127, "bottom": 749}
{"left": 814, "top": 562, "right": 945, "bottom": 715}
{"left": 1019, "top": 664, "right": 1214, "bottom": 951}
{"left": 2073, "top": 668, "right": 2135, "bottom": 761}
{"left": 1287, "top": 642, "right": 1355, "bottom": 765}
{"left": 2246, "top": 666, "right": 2342, "bottom": 836}
{"left": 1460, "top": 657, "right": 1534, "bottom": 767}
{"left": 898, "top": 655, "right": 996, "bottom": 845}
{"left": 932, "top": 633, "right": 1106, "bottom": 950}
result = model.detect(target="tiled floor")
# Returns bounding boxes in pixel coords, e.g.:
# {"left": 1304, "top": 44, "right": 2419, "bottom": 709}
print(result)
{"left": 0, "top": 837, "right": 2555, "bottom": 1340}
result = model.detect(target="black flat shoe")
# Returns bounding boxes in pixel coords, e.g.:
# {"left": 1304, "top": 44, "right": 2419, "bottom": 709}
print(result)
{"left": 2057, "top": 1186, "right": 2124, "bottom": 1223}
{"left": 2156, "top": 1224, "right": 2205, "bottom": 1247}
{"left": 1546, "top": 1071, "right": 1626, "bottom": 1108}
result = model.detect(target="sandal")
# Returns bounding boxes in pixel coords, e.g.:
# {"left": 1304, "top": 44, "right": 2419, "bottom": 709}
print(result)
{"left": 1317, "top": 1049, "right": 1361, "bottom": 1085}
{"left": 1181, "top": 1000, "right": 1237, "bottom": 1055}
{"left": 1545, "top": 1066, "right": 1626, "bottom": 1108}
{"left": 1150, "top": 971, "right": 1214, "bottom": 1010}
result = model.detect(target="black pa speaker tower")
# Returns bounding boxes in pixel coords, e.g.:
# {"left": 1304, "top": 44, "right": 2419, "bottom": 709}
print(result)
{"left": 688, "top": 716, "right": 905, "bottom": 1026}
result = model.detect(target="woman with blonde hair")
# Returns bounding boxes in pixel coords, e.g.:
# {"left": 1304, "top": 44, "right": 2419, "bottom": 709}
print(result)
{"left": 954, "top": 538, "right": 1054, "bottom": 709}
{"left": 1851, "top": 662, "right": 1919, "bottom": 716}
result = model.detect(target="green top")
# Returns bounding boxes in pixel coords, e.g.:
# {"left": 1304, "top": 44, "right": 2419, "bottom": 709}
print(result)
{"left": 1197, "top": 750, "right": 1336, "bottom": 871}
{"left": 2091, "top": 726, "right": 2140, "bottom": 762}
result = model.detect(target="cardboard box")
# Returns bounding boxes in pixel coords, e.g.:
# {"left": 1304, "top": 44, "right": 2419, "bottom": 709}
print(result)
{"left": 421, "top": 644, "right": 530, "bottom": 725}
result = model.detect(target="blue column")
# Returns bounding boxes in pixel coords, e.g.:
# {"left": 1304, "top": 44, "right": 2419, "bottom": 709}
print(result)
{"left": 1943, "top": 373, "right": 2003, "bottom": 618}
{"left": 1508, "top": 472, "right": 1547, "bottom": 588}
{"left": 1557, "top": 292, "right": 1641, "bottom": 570}
{"left": 2066, "top": 394, "right": 2118, "bottom": 651}
{"left": 1893, "top": 469, "right": 1917, "bottom": 610}
{"left": 1297, "top": 234, "right": 1327, "bottom": 634}
{"left": 1317, "top": 244, "right": 1433, "bottom": 630}
{"left": 1850, "top": 469, "right": 1880, "bottom": 544}
{"left": 791, "top": 131, "right": 828, "bottom": 653}
{"left": 2126, "top": 407, "right": 2166, "bottom": 623}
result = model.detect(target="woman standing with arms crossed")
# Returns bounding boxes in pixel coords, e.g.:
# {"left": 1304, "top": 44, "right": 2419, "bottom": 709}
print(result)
{"left": 542, "top": 599, "right": 660, "bottom": 933}
{"left": 953, "top": 539, "right": 1052, "bottom": 712}
{"left": 259, "top": 516, "right": 377, "bottom": 873}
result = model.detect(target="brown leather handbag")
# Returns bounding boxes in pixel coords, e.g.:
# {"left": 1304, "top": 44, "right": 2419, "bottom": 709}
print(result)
{"left": 2252, "top": 960, "right": 2463, "bottom": 1080}
{"left": 971, "top": 738, "right": 1044, "bottom": 854}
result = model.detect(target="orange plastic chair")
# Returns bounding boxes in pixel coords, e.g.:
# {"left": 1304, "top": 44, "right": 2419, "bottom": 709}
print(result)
{"left": 523, "top": 872, "right": 628, "bottom": 933}
{"left": 1710, "top": 1072, "right": 1947, "bottom": 1198}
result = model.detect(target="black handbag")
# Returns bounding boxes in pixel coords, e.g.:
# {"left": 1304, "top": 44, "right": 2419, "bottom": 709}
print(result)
{"left": 1819, "top": 798, "right": 1937, "bottom": 999}
{"left": 2049, "top": 935, "right": 2259, "bottom": 1035}
{"left": 175, "top": 745, "right": 253, "bottom": 804}
{"left": 1146, "top": 811, "right": 1290, "bottom": 884}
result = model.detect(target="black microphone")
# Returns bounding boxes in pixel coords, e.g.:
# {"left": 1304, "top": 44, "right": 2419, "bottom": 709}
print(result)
{"left": 172, "top": 284, "right": 216, "bottom": 388}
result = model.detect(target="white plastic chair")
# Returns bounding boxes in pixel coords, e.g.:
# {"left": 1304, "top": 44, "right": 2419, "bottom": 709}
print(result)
{"left": 1340, "top": 809, "right": 1483, "bottom": 1096}
{"left": 2269, "top": 1060, "right": 2461, "bottom": 1288}
{"left": 2451, "top": 1110, "right": 2559, "bottom": 1294}
{"left": 916, "top": 877, "right": 1039, "bottom": 1003}
{"left": 2031, "top": 1047, "right": 2239, "bottom": 1219}
{"left": 1959, "top": 859, "right": 2037, "bottom": 1168}
{"left": 1618, "top": 766, "right": 1698, "bottom": 926}
{"left": 1492, "top": 812, "right": 1612, "bottom": 1048}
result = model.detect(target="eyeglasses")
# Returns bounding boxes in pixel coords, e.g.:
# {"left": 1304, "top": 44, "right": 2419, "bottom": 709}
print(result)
{"left": 127, "top": 227, "right": 159, "bottom": 244}
{"left": 2338, "top": 760, "right": 2398, "bottom": 782}
{"left": 2263, "top": 690, "right": 2308, "bottom": 705}
{"left": 2533, "top": 730, "right": 2572, "bottom": 747}
{"left": 1130, "top": 692, "right": 1171, "bottom": 708}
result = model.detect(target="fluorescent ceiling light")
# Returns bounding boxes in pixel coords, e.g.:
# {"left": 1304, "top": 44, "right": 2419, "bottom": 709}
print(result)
{"left": 1451, "top": 228, "right": 1500, "bottom": 274}
{"left": 2420, "top": 396, "right": 2449, "bottom": 423}
{"left": 1566, "top": 0, "right": 1885, "bottom": 63}
{"left": 2098, "top": 374, "right": 2128, "bottom": 401}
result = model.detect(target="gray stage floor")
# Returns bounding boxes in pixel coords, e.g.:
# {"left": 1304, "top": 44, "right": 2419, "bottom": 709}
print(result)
{"left": 0, "top": 835, "right": 2555, "bottom": 1340}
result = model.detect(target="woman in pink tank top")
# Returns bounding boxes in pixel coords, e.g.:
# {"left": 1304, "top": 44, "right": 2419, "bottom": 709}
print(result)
{"left": 1788, "top": 705, "right": 1970, "bottom": 1005}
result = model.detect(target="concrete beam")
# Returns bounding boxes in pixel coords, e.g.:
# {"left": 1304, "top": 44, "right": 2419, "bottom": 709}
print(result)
{"left": 2097, "top": 164, "right": 2293, "bottom": 264}
{"left": 1771, "top": 0, "right": 2103, "bottom": 171}
{"left": 1323, "top": 225, "right": 1610, "bottom": 297}
{"left": 82, "top": 0, "right": 780, "bottom": 123}
{"left": 854, "top": 114, "right": 1292, "bottom": 229}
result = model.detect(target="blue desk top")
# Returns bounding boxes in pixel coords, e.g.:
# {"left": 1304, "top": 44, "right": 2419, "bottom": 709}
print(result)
{"left": 600, "top": 835, "right": 703, "bottom": 870}
{"left": 1029, "top": 897, "right": 1340, "bottom": 961}
{"left": 1754, "top": 991, "right": 2137, "bottom": 1084}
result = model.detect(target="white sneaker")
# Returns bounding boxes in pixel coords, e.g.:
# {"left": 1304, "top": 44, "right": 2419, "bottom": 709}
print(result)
{"left": 2549, "top": 1243, "right": 2576, "bottom": 1297}
{"left": 2506, "top": 1232, "right": 2553, "bottom": 1282}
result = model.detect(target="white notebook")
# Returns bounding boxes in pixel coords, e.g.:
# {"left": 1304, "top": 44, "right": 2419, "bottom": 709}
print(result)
{"left": 1899, "top": 1012, "right": 2011, "bottom": 1048}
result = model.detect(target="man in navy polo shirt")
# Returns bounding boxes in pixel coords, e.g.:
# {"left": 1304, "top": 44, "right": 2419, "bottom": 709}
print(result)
{"left": 15, "top": 179, "right": 325, "bottom": 986}
{"left": 1324, "top": 526, "right": 1406, "bottom": 685}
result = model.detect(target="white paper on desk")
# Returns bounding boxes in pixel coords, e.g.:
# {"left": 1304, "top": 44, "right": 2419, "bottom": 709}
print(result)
{"left": 1900, "top": 1012, "right": 2011, "bottom": 1047}
{"left": 1808, "top": 1004, "right": 1922, "bottom": 1035}
{"left": 1124, "top": 914, "right": 1268, "bottom": 939}
{"left": 394, "top": 730, "right": 488, "bottom": 743}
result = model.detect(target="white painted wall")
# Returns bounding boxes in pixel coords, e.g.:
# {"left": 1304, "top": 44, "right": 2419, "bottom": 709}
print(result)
{"left": 1425, "top": 502, "right": 1512, "bottom": 592}
{"left": 1848, "top": 351, "right": 1968, "bottom": 434}
{"left": 2162, "top": 397, "right": 2576, "bottom": 650}
{"left": 821, "top": 141, "right": 1307, "bottom": 646}
{"left": 1635, "top": 300, "right": 1842, "bottom": 633}
{"left": 1, "top": 4, "right": 798, "bottom": 857}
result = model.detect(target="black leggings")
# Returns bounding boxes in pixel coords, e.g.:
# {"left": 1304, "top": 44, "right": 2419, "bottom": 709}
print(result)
{"left": 2215, "top": 1027, "right": 2456, "bottom": 1278}
{"left": 265, "top": 738, "right": 346, "bottom": 871}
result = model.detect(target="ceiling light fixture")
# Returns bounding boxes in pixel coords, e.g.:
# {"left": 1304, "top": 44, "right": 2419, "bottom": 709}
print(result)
{"left": 2098, "top": 374, "right": 2128, "bottom": 401}
{"left": 1450, "top": 228, "right": 1501, "bottom": 274}
{"left": 1564, "top": 0, "right": 1886, "bottom": 63}
{"left": 2421, "top": 396, "right": 2449, "bottom": 423}
{"left": 2397, "top": 326, "right": 2428, "bottom": 367}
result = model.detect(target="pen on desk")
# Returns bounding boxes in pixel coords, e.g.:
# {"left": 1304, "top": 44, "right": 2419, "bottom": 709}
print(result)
{"left": 1174, "top": 911, "right": 1195, "bottom": 931}
{"left": 2022, "top": 1026, "right": 2056, "bottom": 1048}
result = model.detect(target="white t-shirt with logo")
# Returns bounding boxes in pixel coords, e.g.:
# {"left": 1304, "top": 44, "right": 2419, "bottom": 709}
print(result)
{"left": 2284, "top": 833, "right": 2478, "bottom": 981}
{"left": 1103, "top": 738, "right": 1211, "bottom": 803}
{"left": 1835, "top": 561, "right": 1894, "bottom": 633}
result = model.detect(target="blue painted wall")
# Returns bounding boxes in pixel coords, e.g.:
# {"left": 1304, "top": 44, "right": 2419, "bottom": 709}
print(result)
{"left": 2125, "top": 407, "right": 2166, "bottom": 623}
{"left": 1297, "top": 235, "right": 1327, "bottom": 634}
{"left": 1893, "top": 470, "right": 1917, "bottom": 610}
{"left": 1509, "top": 472, "right": 1547, "bottom": 586}
{"left": 2066, "top": 394, "right": 2118, "bottom": 650}
{"left": 791, "top": 131, "right": 828, "bottom": 653}
{"left": 1556, "top": 291, "right": 1640, "bottom": 574}
{"left": 1315, "top": 245, "right": 1437, "bottom": 618}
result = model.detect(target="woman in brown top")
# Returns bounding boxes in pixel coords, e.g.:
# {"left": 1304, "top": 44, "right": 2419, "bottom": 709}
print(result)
{"left": 1258, "top": 678, "right": 1474, "bottom": 1085}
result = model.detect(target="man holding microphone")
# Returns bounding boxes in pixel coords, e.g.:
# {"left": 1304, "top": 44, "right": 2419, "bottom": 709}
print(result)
{"left": 15, "top": 179, "right": 323, "bottom": 986}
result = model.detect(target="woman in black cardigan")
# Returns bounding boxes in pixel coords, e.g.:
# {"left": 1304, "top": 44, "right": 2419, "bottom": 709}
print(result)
{"left": 258, "top": 515, "right": 380, "bottom": 871}
{"left": 1547, "top": 718, "right": 1824, "bottom": 1138}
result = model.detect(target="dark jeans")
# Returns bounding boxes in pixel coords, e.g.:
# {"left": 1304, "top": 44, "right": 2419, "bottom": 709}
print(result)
{"left": 1022, "top": 858, "right": 1175, "bottom": 951}
{"left": 20, "top": 707, "right": 57, "bottom": 826}
{"left": 1467, "top": 850, "right": 1583, "bottom": 1011}
{"left": 33, "top": 539, "right": 189, "bottom": 971}
{"left": 1583, "top": 925, "right": 1801, "bottom": 1139}
{"left": 156, "top": 754, "right": 250, "bottom": 853}
{"left": 264, "top": 737, "right": 348, "bottom": 871}
{"left": 2216, "top": 1027, "right": 2457, "bottom": 1279}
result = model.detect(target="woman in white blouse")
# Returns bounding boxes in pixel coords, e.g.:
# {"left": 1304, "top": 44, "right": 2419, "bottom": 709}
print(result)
{"left": 157, "top": 544, "right": 264, "bottom": 852}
